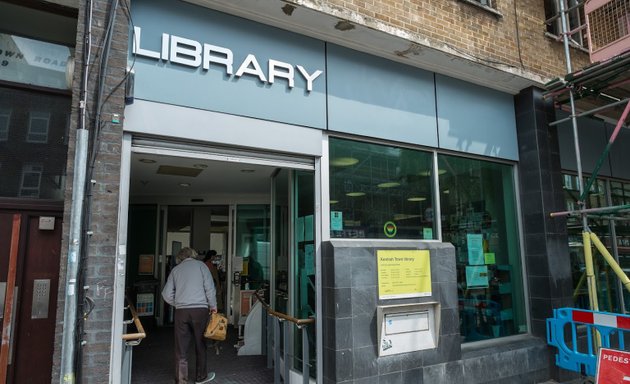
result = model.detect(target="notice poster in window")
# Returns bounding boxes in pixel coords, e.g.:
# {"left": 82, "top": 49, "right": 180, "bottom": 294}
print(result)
{"left": 331, "top": 211, "right": 343, "bottom": 231}
{"left": 136, "top": 293, "right": 154, "bottom": 316}
{"left": 304, "top": 244, "right": 315, "bottom": 275}
{"left": 466, "top": 233, "right": 484, "bottom": 265}
{"left": 484, "top": 252, "right": 496, "bottom": 265}
{"left": 138, "top": 254, "right": 154, "bottom": 275}
{"left": 304, "top": 215, "right": 314, "bottom": 242}
{"left": 423, "top": 227, "right": 433, "bottom": 239}
{"left": 297, "top": 216, "right": 305, "bottom": 242}
{"left": 377, "top": 250, "right": 431, "bottom": 299}
{"left": 465, "top": 265, "right": 489, "bottom": 288}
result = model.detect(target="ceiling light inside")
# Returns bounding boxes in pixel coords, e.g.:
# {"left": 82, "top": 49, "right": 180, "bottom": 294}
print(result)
{"left": 346, "top": 192, "right": 365, "bottom": 197}
{"left": 407, "top": 196, "right": 426, "bottom": 202}
{"left": 330, "top": 157, "right": 359, "bottom": 167}
{"left": 330, "top": 200, "right": 339, "bottom": 204}
{"left": 419, "top": 169, "right": 447, "bottom": 176}
{"left": 377, "top": 182, "right": 400, "bottom": 188}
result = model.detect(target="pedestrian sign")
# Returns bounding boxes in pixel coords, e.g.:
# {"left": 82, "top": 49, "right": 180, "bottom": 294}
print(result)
{"left": 596, "top": 348, "right": 630, "bottom": 383}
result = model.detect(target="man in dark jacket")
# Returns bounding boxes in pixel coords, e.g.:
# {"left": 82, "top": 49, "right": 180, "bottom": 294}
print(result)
{"left": 162, "top": 247, "right": 217, "bottom": 384}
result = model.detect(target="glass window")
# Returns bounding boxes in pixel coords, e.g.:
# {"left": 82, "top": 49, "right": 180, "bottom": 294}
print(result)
{"left": 19, "top": 163, "right": 43, "bottom": 197}
{"left": 27, "top": 111, "right": 49, "bottom": 143}
{"left": 438, "top": 154, "right": 526, "bottom": 341}
{"left": 329, "top": 137, "right": 435, "bottom": 239}
{"left": 0, "top": 87, "right": 70, "bottom": 200}
{"left": 544, "top": 0, "right": 588, "bottom": 49}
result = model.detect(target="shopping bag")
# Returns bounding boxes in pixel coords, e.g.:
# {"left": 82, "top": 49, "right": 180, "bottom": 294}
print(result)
{"left": 204, "top": 312, "right": 227, "bottom": 341}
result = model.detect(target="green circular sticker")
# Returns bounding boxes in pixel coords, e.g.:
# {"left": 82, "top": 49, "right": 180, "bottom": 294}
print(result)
{"left": 383, "top": 221, "right": 397, "bottom": 238}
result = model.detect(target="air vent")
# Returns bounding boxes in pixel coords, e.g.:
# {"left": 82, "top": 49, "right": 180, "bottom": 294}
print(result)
{"left": 157, "top": 165, "right": 203, "bottom": 177}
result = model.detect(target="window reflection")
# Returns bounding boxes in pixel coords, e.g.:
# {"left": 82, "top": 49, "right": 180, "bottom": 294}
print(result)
{"left": 0, "top": 87, "right": 69, "bottom": 199}
{"left": 438, "top": 154, "right": 525, "bottom": 341}
{"left": 329, "top": 137, "right": 435, "bottom": 239}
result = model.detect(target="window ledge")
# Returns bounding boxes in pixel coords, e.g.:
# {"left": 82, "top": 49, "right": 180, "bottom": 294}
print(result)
{"left": 544, "top": 32, "right": 590, "bottom": 54}
{"left": 458, "top": 0, "right": 503, "bottom": 18}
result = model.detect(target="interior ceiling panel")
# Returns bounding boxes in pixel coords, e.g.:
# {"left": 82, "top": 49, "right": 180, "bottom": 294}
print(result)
{"left": 130, "top": 152, "right": 276, "bottom": 197}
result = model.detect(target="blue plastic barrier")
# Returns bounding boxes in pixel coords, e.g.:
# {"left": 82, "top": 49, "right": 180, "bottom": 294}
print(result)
{"left": 547, "top": 307, "right": 630, "bottom": 376}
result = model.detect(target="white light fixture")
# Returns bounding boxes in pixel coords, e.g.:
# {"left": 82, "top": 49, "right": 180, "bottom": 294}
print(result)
{"left": 407, "top": 196, "right": 426, "bottom": 202}
{"left": 330, "top": 157, "right": 359, "bottom": 167}
{"left": 377, "top": 182, "right": 400, "bottom": 188}
{"left": 346, "top": 192, "right": 365, "bottom": 197}
{"left": 330, "top": 200, "right": 339, "bottom": 204}
{"left": 419, "top": 169, "right": 447, "bottom": 176}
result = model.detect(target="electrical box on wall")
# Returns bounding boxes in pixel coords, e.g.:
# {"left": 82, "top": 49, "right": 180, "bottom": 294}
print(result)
{"left": 38, "top": 216, "right": 55, "bottom": 230}
{"left": 377, "top": 302, "right": 440, "bottom": 356}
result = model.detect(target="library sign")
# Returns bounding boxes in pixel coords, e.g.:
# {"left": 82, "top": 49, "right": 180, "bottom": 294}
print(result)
{"left": 132, "top": 26, "right": 324, "bottom": 92}
{"left": 377, "top": 250, "right": 432, "bottom": 299}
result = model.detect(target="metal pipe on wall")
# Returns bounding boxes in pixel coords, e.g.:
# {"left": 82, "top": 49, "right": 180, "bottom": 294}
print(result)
{"left": 60, "top": 0, "right": 93, "bottom": 382}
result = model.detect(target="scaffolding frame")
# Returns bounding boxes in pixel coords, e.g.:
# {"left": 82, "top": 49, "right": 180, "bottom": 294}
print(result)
{"left": 544, "top": 0, "right": 630, "bottom": 315}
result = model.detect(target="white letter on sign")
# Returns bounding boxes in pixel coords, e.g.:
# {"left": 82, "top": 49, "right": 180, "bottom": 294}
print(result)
{"left": 235, "top": 54, "right": 267, "bottom": 82}
{"left": 170, "top": 35, "right": 202, "bottom": 67}
{"left": 268, "top": 59, "right": 294, "bottom": 88}
{"left": 202, "top": 44, "right": 234, "bottom": 75}
{"left": 133, "top": 27, "right": 160, "bottom": 59}
{"left": 296, "top": 65, "right": 323, "bottom": 92}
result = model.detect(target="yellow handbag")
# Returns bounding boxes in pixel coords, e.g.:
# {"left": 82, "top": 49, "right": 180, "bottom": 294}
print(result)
{"left": 204, "top": 312, "right": 228, "bottom": 341}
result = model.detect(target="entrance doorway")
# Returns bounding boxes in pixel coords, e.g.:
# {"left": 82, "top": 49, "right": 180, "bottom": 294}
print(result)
{"left": 0, "top": 203, "right": 62, "bottom": 384}
{"left": 123, "top": 148, "right": 317, "bottom": 383}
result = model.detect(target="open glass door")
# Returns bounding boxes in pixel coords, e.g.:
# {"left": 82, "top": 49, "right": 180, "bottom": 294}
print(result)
{"left": 293, "top": 170, "right": 316, "bottom": 378}
{"left": 228, "top": 205, "right": 270, "bottom": 327}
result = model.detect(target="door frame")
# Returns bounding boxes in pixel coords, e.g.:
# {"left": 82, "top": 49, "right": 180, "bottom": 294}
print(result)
{"left": 0, "top": 200, "right": 64, "bottom": 383}
{"left": 112, "top": 133, "right": 322, "bottom": 382}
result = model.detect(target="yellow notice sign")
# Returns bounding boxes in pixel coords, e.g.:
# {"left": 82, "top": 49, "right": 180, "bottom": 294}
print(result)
{"left": 377, "top": 250, "right": 431, "bottom": 299}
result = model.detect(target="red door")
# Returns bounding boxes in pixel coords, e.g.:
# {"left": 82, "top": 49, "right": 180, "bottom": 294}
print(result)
{"left": 0, "top": 207, "right": 62, "bottom": 383}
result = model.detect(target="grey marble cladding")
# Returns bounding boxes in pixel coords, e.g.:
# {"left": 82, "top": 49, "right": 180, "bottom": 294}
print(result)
{"left": 322, "top": 239, "right": 551, "bottom": 383}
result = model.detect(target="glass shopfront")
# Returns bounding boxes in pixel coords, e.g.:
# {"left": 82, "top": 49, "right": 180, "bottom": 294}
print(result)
{"left": 438, "top": 154, "right": 526, "bottom": 341}
{"left": 328, "top": 137, "right": 526, "bottom": 342}
{"left": 329, "top": 137, "right": 436, "bottom": 239}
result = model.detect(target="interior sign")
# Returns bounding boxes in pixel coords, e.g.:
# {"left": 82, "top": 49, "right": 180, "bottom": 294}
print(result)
{"left": 132, "top": 26, "right": 323, "bottom": 92}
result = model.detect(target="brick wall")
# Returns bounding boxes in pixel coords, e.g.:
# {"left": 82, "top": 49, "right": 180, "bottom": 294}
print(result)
{"left": 288, "top": 0, "right": 590, "bottom": 81}
{"left": 52, "top": 0, "right": 129, "bottom": 382}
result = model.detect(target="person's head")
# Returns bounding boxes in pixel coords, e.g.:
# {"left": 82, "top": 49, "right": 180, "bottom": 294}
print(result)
{"left": 203, "top": 250, "right": 217, "bottom": 262}
{"left": 176, "top": 247, "right": 197, "bottom": 264}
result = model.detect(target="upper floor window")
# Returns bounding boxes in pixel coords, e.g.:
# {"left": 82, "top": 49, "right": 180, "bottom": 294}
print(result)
{"left": 19, "top": 163, "right": 43, "bottom": 198}
{"left": 544, "top": 0, "right": 589, "bottom": 50}
{"left": 27, "top": 111, "right": 49, "bottom": 143}
{"left": 458, "top": 0, "right": 502, "bottom": 17}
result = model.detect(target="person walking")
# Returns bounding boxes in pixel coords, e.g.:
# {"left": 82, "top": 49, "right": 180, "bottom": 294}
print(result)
{"left": 162, "top": 247, "right": 217, "bottom": 384}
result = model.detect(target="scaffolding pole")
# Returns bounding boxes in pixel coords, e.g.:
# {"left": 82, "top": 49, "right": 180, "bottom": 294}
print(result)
{"left": 547, "top": 0, "right": 630, "bottom": 317}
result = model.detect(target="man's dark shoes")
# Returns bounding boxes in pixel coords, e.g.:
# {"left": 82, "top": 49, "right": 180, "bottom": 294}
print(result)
{"left": 195, "top": 372, "right": 215, "bottom": 384}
